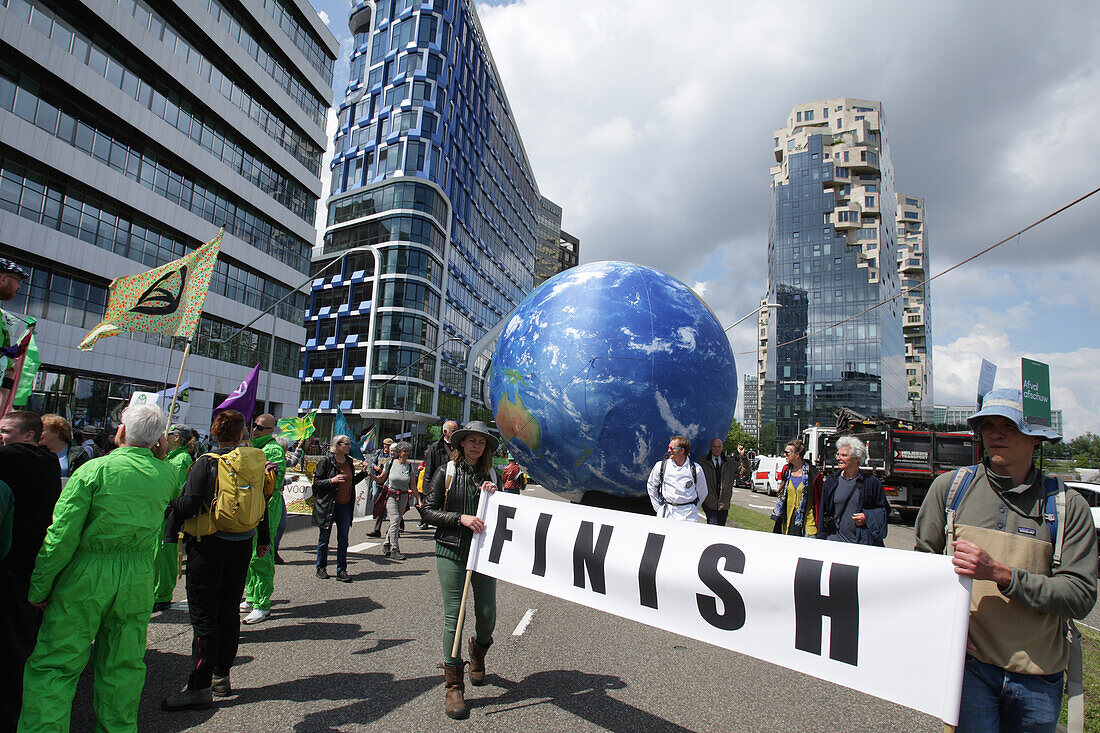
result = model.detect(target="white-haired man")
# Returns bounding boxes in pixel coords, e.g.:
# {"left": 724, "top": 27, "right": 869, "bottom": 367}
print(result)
{"left": 915, "top": 388, "right": 1097, "bottom": 731}
{"left": 18, "top": 404, "right": 180, "bottom": 732}
{"left": 817, "top": 436, "right": 889, "bottom": 545}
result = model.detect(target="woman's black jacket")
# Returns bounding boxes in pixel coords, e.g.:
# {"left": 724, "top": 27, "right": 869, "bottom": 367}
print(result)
{"left": 421, "top": 462, "right": 499, "bottom": 551}
{"left": 311, "top": 454, "right": 369, "bottom": 530}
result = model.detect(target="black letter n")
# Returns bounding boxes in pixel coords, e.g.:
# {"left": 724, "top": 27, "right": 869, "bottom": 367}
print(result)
{"left": 793, "top": 558, "right": 859, "bottom": 666}
{"left": 572, "top": 521, "right": 613, "bottom": 594}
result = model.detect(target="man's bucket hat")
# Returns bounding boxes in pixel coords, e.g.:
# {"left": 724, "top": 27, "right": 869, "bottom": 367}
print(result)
{"left": 967, "top": 387, "right": 1061, "bottom": 442}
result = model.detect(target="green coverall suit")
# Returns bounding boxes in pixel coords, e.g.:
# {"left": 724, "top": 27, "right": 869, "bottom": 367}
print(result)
{"left": 243, "top": 434, "right": 285, "bottom": 610}
{"left": 18, "top": 446, "right": 178, "bottom": 733}
{"left": 152, "top": 446, "right": 191, "bottom": 604}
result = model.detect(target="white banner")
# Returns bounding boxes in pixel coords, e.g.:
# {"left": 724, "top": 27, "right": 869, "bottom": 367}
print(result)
{"left": 467, "top": 492, "right": 972, "bottom": 724}
{"left": 155, "top": 380, "right": 190, "bottom": 425}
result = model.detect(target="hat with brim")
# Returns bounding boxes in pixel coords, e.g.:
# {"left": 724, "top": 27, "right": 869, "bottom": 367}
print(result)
{"left": 167, "top": 424, "right": 191, "bottom": 441}
{"left": 967, "top": 388, "right": 1061, "bottom": 442}
{"left": 449, "top": 420, "right": 499, "bottom": 453}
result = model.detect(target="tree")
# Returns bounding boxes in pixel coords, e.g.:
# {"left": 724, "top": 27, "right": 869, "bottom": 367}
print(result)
{"left": 1069, "top": 432, "right": 1100, "bottom": 468}
{"left": 723, "top": 419, "right": 757, "bottom": 454}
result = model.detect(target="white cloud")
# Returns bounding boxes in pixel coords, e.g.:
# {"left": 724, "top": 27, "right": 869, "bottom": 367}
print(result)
{"left": 933, "top": 326, "right": 1100, "bottom": 438}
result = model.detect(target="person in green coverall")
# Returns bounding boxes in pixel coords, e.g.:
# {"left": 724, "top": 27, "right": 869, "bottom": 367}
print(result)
{"left": 17, "top": 403, "right": 178, "bottom": 733}
{"left": 240, "top": 413, "right": 285, "bottom": 624}
{"left": 152, "top": 425, "right": 193, "bottom": 613}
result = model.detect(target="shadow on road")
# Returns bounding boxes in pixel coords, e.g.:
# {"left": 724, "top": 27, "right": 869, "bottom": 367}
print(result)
{"left": 476, "top": 670, "right": 694, "bottom": 732}
{"left": 243, "top": 620, "right": 369, "bottom": 644}
{"left": 223, "top": 671, "right": 439, "bottom": 732}
{"left": 277, "top": 595, "right": 385, "bottom": 620}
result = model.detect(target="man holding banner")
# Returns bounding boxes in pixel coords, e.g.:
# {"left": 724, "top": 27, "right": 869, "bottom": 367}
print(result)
{"left": 915, "top": 388, "right": 1097, "bottom": 731}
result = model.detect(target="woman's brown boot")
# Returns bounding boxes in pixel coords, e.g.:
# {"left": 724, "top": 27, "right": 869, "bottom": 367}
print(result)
{"left": 440, "top": 663, "right": 468, "bottom": 719}
{"left": 467, "top": 637, "right": 492, "bottom": 686}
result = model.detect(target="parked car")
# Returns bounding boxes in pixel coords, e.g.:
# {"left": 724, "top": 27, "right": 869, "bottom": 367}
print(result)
{"left": 751, "top": 455, "right": 786, "bottom": 496}
{"left": 1065, "top": 481, "right": 1100, "bottom": 538}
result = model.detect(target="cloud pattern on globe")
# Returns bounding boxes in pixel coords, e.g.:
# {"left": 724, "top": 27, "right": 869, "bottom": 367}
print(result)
{"left": 489, "top": 261, "right": 737, "bottom": 500}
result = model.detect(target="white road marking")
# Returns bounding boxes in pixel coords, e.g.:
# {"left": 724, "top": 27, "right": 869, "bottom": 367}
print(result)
{"left": 348, "top": 542, "right": 381, "bottom": 553}
{"left": 512, "top": 608, "right": 536, "bottom": 636}
{"left": 1080, "top": 621, "right": 1100, "bottom": 633}
{"left": 352, "top": 516, "right": 376, "bottom": 523}
{"left": 749, "top": 504, "right": 773, "bottom": 510}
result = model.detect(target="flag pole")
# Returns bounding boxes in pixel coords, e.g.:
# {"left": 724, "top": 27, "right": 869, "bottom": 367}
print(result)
{"left": 164, "top": 338, "right": 192, "bottom": 433}
{"left": 161, "top": 336, "right": 176, "bottom": 395}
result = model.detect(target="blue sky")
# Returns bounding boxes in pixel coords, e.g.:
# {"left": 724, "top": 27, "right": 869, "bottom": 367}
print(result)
{"left": 305, "top": 0, "right": 1100, "bottom": 437}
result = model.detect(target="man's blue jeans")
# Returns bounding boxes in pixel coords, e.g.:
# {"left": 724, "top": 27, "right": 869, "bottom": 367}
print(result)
{"left": 958, "top": 655, "right": 1063, "bottom": 732}
{"left": 316, "top": 502, "right": 353, "bottom": 573}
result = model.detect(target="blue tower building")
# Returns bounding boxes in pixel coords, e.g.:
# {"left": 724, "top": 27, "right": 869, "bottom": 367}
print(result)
{"left": 759, "top": 98, "right": 908, "bottom": 451}
{"left": 302, "top": 0, "right": 542, "bottom": 447}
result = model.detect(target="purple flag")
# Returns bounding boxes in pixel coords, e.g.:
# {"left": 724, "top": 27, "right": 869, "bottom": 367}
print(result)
{"left": 214, "top": 363, "right": 261, "bottom": 422}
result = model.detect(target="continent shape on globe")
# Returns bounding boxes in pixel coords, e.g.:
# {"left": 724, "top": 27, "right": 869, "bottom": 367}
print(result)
{"left": 489, "top": 261, "right": 737, "bottom": 500}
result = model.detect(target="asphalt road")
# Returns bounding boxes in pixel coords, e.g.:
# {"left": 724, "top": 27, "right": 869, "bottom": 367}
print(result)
{"left": 60, "top": 484, "right": 1092, "bottom": 731}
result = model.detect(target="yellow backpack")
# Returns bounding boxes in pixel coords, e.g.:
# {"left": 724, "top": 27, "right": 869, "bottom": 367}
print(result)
{"left": 183, "top": 447, "right": 269, "bottom": 537}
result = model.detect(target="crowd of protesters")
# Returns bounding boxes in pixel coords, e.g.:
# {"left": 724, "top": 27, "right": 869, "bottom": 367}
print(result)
{"left": 1, "top": 391, "right": 1095, "bottom": 731}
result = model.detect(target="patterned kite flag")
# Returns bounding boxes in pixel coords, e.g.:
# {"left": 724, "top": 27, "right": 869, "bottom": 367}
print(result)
{"left": 359, "top": 425, "right": 377, "bottom": 455}
{"left": 79, "top": 229, "right": 222, "bottom": 351}
{"left": 277, "top": 411, "right": 317, "bottom": 441}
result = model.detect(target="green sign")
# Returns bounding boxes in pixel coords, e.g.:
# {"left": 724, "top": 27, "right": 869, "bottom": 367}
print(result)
{"left": 428, "top": 423, "right": 442, "bottom": 441}
{"left": 1021, "top": 358, "right": 1052, "bottom": 429}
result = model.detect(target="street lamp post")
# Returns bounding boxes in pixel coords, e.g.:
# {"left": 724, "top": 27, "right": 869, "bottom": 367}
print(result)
{"left": 210, "top": 245, "right": 377, "bottom": 414}
{"left": 374, "top": 336, "right": 466, "bottom": 447}
{"left": 724, "top": 301, "right": 781, "bottom": 333}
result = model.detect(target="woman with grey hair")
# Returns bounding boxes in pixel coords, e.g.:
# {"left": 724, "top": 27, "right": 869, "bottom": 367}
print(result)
{"left": 376, "top": 440, "right": 415, "bottom": 560}
{"left": 817, "top": 435, "right": 889, "bottom": 546}
{"left": 311, "top": 435, "right": 369, "bottom": 581}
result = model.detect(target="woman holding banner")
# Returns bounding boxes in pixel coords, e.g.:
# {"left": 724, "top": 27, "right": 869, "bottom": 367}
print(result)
{"left": 422, "top": 420, "right": 500, "bottom": 720}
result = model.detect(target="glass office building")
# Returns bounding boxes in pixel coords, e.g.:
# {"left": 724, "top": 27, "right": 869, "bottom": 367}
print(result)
{"left": 759, "top": 98, "right": 907, "bottom": 450}
{"left": 304, "top": 0, "right": 545, "bottom": 447}
{"left": 1, "top": 0, "right": 336, "bottom": 432}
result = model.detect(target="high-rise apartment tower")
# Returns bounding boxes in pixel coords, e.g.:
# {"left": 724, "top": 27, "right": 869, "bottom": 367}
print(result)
{"left": 759, "top": 98, "right": 907, "bottom": 450}
{"left": 896, "top": 193, "right": 933, "bottom": 422}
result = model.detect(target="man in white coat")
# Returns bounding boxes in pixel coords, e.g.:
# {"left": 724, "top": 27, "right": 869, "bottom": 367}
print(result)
{"left": 647, "top": 436, "right": 709, "bottom": 521}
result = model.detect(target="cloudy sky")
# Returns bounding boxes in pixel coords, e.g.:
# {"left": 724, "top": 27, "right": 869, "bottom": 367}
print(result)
{"left": 310, "top": 0, "right": 1100, "bottom": 437}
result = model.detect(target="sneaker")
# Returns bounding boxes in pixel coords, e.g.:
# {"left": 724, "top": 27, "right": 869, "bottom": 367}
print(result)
{"left": 390, "top": 551, "right": 406, "bottom": 561}
{"left": 162, "top": 686, "right": 213, "bottom": 711}
{"left": 239, "top": 601, "right": 253, "bottom": 613}
{"left": 336, "top": 570, "right": 351, "bottom": 582}
{"left": 316, "top": 567, "right": 329, "bottom": 579}
{"left": 417, "top": 522, "right": 429, "bottom": 530}
{"left": 243, "top": 608, "right": 270, "bottom": 625}
{"left": 382, "top": 542, "right": 390, "bottom": 556}
{"left": 152, "top": 601, "right": 172, "bottom": 613}
{"left": 366, "top": 530, "right": 381, "bottom": 538}
{"left": 211, "top": 675, "right": 231, "bottom": 697}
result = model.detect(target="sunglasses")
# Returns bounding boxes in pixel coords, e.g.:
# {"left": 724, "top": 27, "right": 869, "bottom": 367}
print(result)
{"left": 252, "top": 424, "right": 271, "bottom": 431}
{"left": 667, "top": 445, "right": 684, "bottom": 452}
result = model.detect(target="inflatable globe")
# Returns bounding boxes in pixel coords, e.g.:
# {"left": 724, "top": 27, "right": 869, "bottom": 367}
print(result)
{"left": 489, "top": 261, "right": 737, "bottom": 500}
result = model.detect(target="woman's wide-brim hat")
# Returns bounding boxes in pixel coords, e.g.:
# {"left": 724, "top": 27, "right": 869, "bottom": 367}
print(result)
{"left": 449, "top": 420, "right": 499, "bottom": 453}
